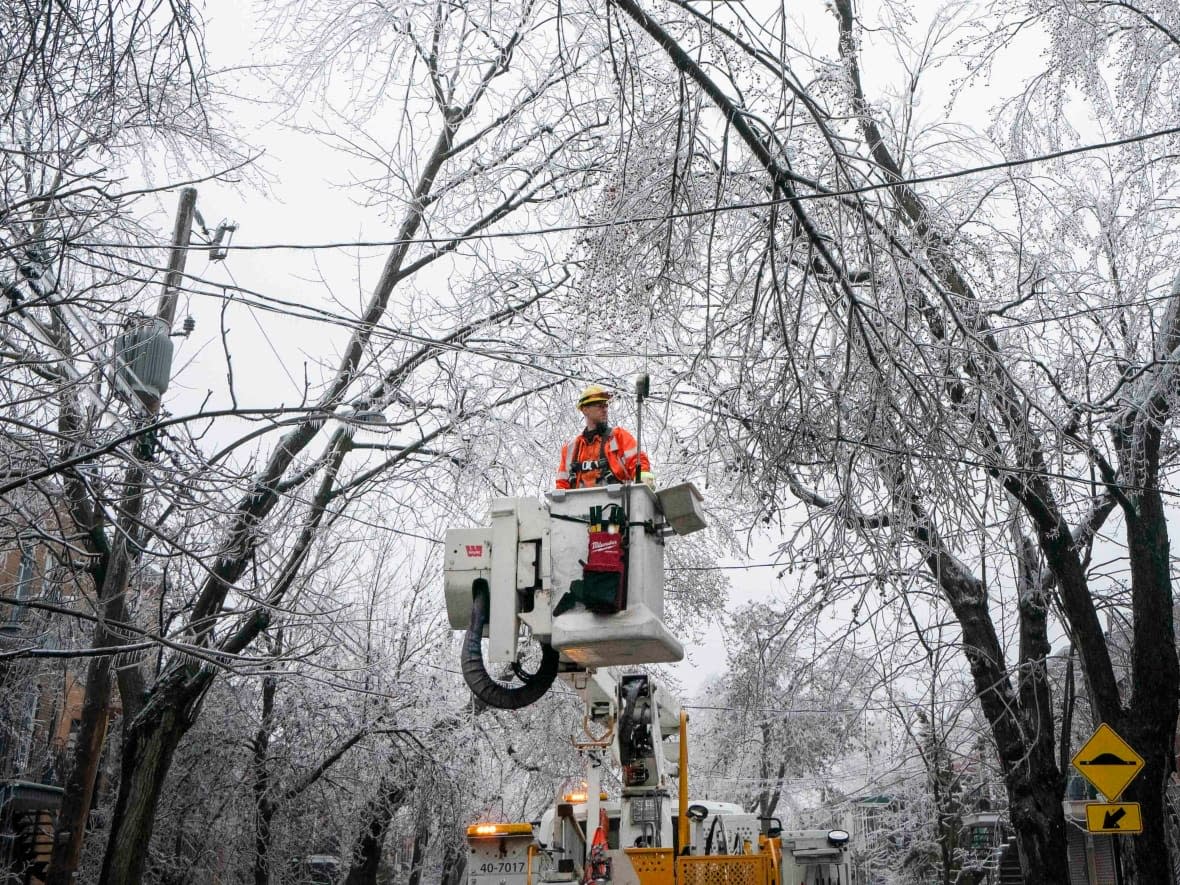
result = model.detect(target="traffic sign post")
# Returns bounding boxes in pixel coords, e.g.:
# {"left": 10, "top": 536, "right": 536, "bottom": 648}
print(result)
{"left": 1084, "top": 803, "right": 1143, "bottom": 835}
{"left": 1071, "top": 723, "right": 1145, "bottom": 801}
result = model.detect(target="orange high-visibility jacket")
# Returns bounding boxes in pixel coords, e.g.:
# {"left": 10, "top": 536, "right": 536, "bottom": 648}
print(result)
{"left": 555, "top": 426, "right": 650, "bottom": 489}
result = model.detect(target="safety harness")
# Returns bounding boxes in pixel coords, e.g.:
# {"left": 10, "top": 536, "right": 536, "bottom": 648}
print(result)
{"left": 565, "top": 427, "right": 623, "bottom": 488}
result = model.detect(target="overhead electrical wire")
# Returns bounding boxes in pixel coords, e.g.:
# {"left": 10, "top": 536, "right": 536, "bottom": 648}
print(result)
{"left": 685, "top": 698, "right": 993, "bottom": 715}
{"left": 68, "top": 124, "right": 1180, "bottom": 254}
{"left": 84, "top": 258, "right": 1175, "bottom": 352}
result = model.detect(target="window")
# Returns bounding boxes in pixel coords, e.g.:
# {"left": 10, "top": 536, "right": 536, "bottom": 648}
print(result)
{"left": 3, "top": 541, "right": 36, "bottom": 631}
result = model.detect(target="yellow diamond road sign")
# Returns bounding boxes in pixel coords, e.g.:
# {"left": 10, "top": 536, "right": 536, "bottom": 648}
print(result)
{"left": 1071, "top": 723, "right": 1145, "bottom": 801}
{"left": 1085, "top": 802, "right": 1143, "bottom": 835}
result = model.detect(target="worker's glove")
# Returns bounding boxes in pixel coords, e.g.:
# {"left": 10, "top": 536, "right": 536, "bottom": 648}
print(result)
{"left": 639, "top": 472, "right": 656, "bottom": 490}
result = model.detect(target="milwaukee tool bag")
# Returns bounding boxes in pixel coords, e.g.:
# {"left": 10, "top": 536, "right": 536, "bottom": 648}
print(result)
{"left": 581, "top": 505, "right": 626, "bottom": 614}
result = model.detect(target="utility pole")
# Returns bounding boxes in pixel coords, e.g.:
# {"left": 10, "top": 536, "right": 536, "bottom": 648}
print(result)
{"left": 46, "top": 187, "right": 196, "bottom": 885}
{"left": 157, "top": 187, "right": 196, "bottom": 329}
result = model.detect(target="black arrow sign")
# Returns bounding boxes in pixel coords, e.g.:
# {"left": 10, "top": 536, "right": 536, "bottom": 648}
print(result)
{"left": 1103, "top": 808, "right": 1127, "bottom": 829}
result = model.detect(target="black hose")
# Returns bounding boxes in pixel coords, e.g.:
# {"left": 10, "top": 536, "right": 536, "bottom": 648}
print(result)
{"left": 705, "top": 816, "right": 728, "bottom": 856}
{"left": 461, "top": 580, "right": 558, "bottom": 710}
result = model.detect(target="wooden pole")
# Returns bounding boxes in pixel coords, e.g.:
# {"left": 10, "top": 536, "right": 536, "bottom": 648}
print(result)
{"left": 156, "top": 187, "right": 197, "bottom": 328}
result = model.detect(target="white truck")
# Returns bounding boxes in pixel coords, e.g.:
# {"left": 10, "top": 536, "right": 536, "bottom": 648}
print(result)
{"left": 459, "top": 668, "right": 852, "bottom": 885}
{"left": 444, "top": 466, "right": 851, "bottom": 884}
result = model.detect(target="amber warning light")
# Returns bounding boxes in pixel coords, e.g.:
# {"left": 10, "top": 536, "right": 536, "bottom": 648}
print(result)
{"left": 466, "top": 823, "right": 533, "bottom": 838}
{"left": 561, "top": 791, "right": 609, "bottom": 803}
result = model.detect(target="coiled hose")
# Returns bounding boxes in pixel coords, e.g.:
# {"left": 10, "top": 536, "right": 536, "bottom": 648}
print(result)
{"left": 461, "top": 580, "right": 559, "bottom": 710}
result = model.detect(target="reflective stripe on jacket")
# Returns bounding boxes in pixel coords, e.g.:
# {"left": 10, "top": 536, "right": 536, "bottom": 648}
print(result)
{"left": 555, "top": 426, "right": 650, "bottom": 489}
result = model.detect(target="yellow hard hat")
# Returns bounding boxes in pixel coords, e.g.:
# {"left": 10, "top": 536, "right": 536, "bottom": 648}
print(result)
{"left": 577, "top": 384, "right": 613, "bottom": 409}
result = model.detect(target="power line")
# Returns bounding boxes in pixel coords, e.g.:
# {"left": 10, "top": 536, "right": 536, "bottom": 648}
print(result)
{"left": 71, "top": 125, "right": 1180, "bottom": 254}
{"left": 683, "top": 697, "right": 983, "bottom": 715}
{"left": 669, "top": 562, "right": 781, "bottom": 571}
{"left": 97, "top": 261, "right": 1175, "bottom": 356}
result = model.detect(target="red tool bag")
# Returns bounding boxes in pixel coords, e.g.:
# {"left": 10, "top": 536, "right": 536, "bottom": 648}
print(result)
{"left": 581, "top": 506, "right": 627, "bottom": 614}
{"left": 586, "top": 532, "right": 624, "bottom": 573}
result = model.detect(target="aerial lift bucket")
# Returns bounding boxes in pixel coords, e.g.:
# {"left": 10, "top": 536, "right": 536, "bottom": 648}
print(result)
{"left": 443, "top": 482, "right": 706, "bottom": 709}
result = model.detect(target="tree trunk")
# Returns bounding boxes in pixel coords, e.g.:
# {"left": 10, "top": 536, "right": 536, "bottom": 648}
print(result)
{"left": 751, "top": 721, "right": 785, "bottom": 819}
{"left": 46, "top": 571, "right": 145, "bottom": 885}
{"left": 254, "top": 800, "right": 276, "bottom": 885}
{"left": 1122, "top": 746, "right": 1174, "bottom": 883}
{"left": 45, "top": 657, "right": 111, "bottom": 885}
{"left": 253, "top": 674, "right": 277, "bottom": 885}
{"left": 933, "top": 562, "right": 1069, "bottom": 883}
{"left": 1003, "top": 759, "right": 1068, "bottom": 884}
{"left": 99, "top": 669, "right": 206, "bottom": 884}
{"left": 1122, "top": 482, "right": 1180, "bottom": 882}
{"left": 344, "top": 773, "right": 407, "bottom": 885}
{"left": 48, "top": 447, "right": 151, "bottom": 885}
{"left": 441, "top": 836, "right": 466, "bottom": 885}
{"left": 1011, "top": 534, "right": 1071, "bottom": 884}
{"left": 407, "top": 814, "right": 429, "bottom": 885}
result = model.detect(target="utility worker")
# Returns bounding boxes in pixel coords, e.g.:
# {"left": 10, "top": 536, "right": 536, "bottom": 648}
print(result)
{"left": 556, "top": 385, "right": 654, "bottom": 490}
